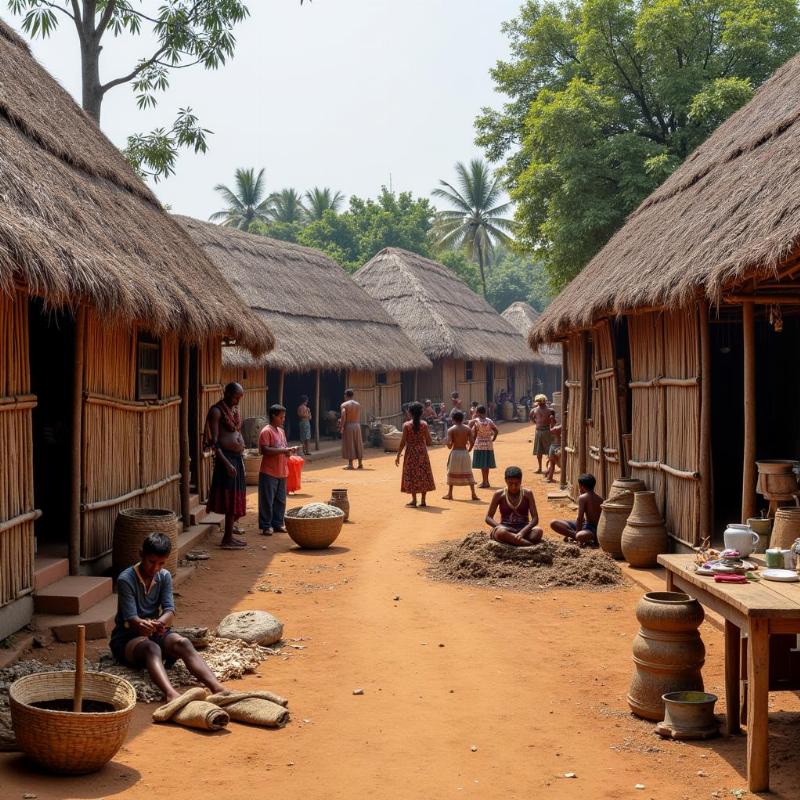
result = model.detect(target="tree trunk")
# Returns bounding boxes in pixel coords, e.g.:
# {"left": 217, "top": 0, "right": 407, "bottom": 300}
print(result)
{"left": 80, "top": 37, "right": 103, "bottom": 123}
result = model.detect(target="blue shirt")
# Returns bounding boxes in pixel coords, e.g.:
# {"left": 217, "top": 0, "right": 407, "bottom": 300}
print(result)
{"left": 112, "top": 564, "right": 175, "bottom": 641}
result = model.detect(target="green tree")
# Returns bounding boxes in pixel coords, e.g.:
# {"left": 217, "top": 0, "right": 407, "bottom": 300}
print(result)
{"left": 269, "top": 188, "right": 307, "bottom": 224}
{"left": 476, "top": 0, "right": 800, "bottom": 288}
{"left": 484, "top": 249, "right": 553, "bottom": 313}
{"left": 432, "top": 159, "right": 515, "bottom": 296}
{"left": 304, "top": 187, "right": 346, "bottom": 221}
{"left": 9, "top": 0, "right": 253, "bottom": 180}
{"left": 437, "top": 250, "right": 482, "bottom": 295}
{"left": 210, "top": 167, "right": 272, "bottom": 230}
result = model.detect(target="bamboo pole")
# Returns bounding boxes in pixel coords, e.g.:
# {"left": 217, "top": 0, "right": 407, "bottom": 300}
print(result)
{"left": 578, "top": 331, "right": 588, "bottom": 477}
{"left": 73, "top": 625, "right": 85, "bottom": 712}
{"left": 560, "top": 340, "right": 568, "bottom": 489}
{"left": 314, "top": 368, "right": 321, "bottom": 452}
{"left": 742, "top": 301, "right": 757, "bottom": 522}
{"left": 278, "top": 370, "right": 285, "bottom": 406}
{"left": 179, "top": 343, "right": 191, "bottom": 527}
{"left": 69, "top": 305, "right": 86, "bottom": 576}
{"left": 699, "top": 300, "right": 713, "bottom": 544}
{"left": 724, "top": 294, "right": 800, "bottom": 305}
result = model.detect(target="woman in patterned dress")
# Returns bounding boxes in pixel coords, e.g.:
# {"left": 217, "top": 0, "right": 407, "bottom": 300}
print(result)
{"left": 395, "top": 401, "right": 436, "bottom": 507}
{"left": 471, "top": 404, "right": 498, "bottom": 488}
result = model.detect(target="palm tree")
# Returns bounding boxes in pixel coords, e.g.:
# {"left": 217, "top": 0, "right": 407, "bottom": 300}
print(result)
{"left": 210, "top": 167, "right": 273, "bottom": 230}
{"left": 304, "top": 187, "right": 345, "bottom": 221}
{"left": 432, "top": 159, "right": 515, "bottom": 296}
{"left": 269, "top": 188, "right": 307, "bottom": 224}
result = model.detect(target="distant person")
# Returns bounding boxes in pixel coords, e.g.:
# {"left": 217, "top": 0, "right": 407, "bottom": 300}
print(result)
{"left": 442, "top": 410, "right": 479, "bottom": 501}
{"left": 204, "top": 382, "right": 246, "bottom": 549}
{"left": 421, "top": 399, "right": 437, "bottom": 421}
{"left": 258, "top": 404, "right": 298, "bottom": 536}
{"left": 484, "top": 467, "right": 543, "bottom": 547}
{"left": 449, "top": 391, "right": 463, "bottom": 418}
{"left": 529, "top": 394, "right": 555, "bottom": 473}
{"left": 544, "top": 421, "right": 562, "bottom": 484}
{"left": 471, "top": 404, "right": 498, "bottom": 488}
{"left": 395, "top": 401, "right": 436, "bottom": 508}
{"left": 297, "top": 394, "right": 312, "bottom": 457}
{"left": 551, "top": 473, "right": 603, "bottom": 546}
{"left": 340, "top": 389, "right": 363, "bottom": 470}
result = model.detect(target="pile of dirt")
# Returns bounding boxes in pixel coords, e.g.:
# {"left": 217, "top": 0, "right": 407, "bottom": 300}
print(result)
{"left": 424, "top": 532, "right": 623, "bottom": 591}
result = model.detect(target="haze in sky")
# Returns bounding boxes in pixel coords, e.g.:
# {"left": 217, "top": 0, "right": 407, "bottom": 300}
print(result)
{"left": 10, "top": 0, "right": 520, "bottom": 220}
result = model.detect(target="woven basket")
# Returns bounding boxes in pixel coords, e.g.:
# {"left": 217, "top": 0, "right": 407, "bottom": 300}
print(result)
{"left": 285, "top": 508, "right": 344, "bottom": 549}
{"left": 10, "top": 671, "right": 136, "bottom": 774}
{"left": 382, "top": 435, "right": 402, "bottom": 452}
{"left": 244, "top": 452, "right": 261, "bottom": 486}
{"left": 113, "top": 507, "right": 178, "bottom": 577}
{"left": 771, "top": 506, "right": 800, "bottom": 549}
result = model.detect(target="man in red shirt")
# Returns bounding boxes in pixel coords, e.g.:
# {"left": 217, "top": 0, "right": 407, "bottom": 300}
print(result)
{"left": 258, "top": 404, "right": 298, "bottom": 536}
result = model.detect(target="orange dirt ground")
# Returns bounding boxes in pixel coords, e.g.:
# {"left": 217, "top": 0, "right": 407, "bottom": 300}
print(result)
{"left": 3, "top": 423, "right": 799, "bottom": 799}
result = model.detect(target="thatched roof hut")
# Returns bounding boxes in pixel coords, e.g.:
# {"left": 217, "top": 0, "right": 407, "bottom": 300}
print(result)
{"left": 353, "top": 248, "right": 533, "bottom": 363}
{"left": 501, "top": 302, "right": 561, "bottom": 366}
{"left": 176, "top": 218, "right": 431, "bottom": 372}
{"left": 0, "top": 20, "right": 272, "bottom": 354}
{"left": 530, "top": 52, "right": 800, "bottom": 345}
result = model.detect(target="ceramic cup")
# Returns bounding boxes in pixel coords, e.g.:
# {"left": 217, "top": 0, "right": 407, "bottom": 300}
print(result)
{"left": 766, "top": 548, "right": 785, "bottom": 568}
{"left": 723, "top": 524, "right": 759, "bottom": 557}
{"left": 783, "top": 549, "right": 795, "bottom": 570}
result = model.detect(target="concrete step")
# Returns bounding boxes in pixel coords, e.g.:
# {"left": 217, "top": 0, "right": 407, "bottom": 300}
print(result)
{"left": 190, "top": 502, "right": 223, "bottom": 527}
{"left": 33, "top": 575, "right": 113, "bottom": 615}
{"left": 177, "top": 521, "right": 216, "bottom": 560}
{"left": 37, "top": 594, "right": 118, "bottom": 643}
{"left": 33, "top": 557, "right": 69, "bottom": 591}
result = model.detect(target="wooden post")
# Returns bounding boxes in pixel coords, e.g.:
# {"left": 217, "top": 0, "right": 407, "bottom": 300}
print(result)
{"left": 699, "top": 300, "right": 713, "bottom": 544}
{"left": 314, "top": 368, "right": 320, "bottom": 451}
{"left": 560, "top": 341, "right": 568, "bottom": 489}
{"left": 724, "top": 619, "right": 741, "bottom": 735}
{"left": 578, "top": 331, "right": 588, "bottom": 478}
{"left": 179, "top": 343, "right": 191, "bottom": 527}
{"left": 69, "top": 305, "right": 86, "bottom": 576}
{"left": 278, "top": 369, "right": 285, "bottom": 406}
{"left": 746, "top": 617, "right": 770, "bottom": 792}
{"left": 742, "top": 301, "right": 757, "bottom": 522}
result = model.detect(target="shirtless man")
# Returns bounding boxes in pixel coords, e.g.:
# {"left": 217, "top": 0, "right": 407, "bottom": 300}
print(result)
{"left": 485, "top": 466, "right": 543, "bottom": 547}
{"left": 529, "top": 394, "right": 556, "bottom": 473}
{"left": 449, "top": 391, "right": 463, "bottom": 419}
{"left": 339, "top": 389, "right": 363, "bottom": 470}
{"left": 443, "top": 410, "right": 479, "bottom": 501}
{"left": 204, "top": 382, "right": 247, "bottom": 549}
{"left": 551, "top": 473, "right": 603, "bottom": 546}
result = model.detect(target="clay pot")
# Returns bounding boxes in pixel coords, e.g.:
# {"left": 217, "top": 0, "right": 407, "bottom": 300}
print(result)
{"left": 747, "top": 517, "right": 772, "bottom": 554}
{"left": 628, "top": 592, "right": 705, "bottom": 721}
{"left": 771, "top": 506, "right": 800, "bottom": 549}
{"left": 655, "top": 691, "right": 719, "bottom": 740}
{"left": 597, "top": 503, "right": 630, "bottom": 560}
{"left": 621, "top": 491, "right": 667, "bottom": 568}
{"left": 606, "top": 477, "right": 647, "bottom": 505}
{"left": 328, "top": 488, "right": 350, "bottom": 522}
{"left": 756, "top": 460, "right": 798, "bottom": 498}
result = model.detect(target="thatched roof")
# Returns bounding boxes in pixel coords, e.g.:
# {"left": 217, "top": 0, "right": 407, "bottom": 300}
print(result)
{"left": 501, "top": 302, "right": 561, "bottom": 366}
{"left": 176, "top": 217, "right": 431, "bottom": 372}
{"left": 531, "top": 53, "right": 800, "bottom": 344}
{"left": 0, "top": 20, "right": 273, "bottom": 353}
{"left": 353, "top": 248, "right": 534, "bottom": 363}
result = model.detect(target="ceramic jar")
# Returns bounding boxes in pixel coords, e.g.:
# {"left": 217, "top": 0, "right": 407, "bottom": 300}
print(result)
{"left": 628, "top": 592, "right": 705, "bottom": 720}
{"left": 722, "top": 523, "right": 759, "bottom": 557}
{"left": 598, "top": 478, "right": 648, "bottom": 559}
{"left": 746, "top": 517, "right": 772, "bottom": 554}
{"left": 621, "top": 491, "right": 667, "bottom": 567}
{"left": 328, "top": 488, "right": 350, "bottom": 522}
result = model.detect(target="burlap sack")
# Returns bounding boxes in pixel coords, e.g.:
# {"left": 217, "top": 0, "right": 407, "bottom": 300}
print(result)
{"left": 207, "top": 690, "right": 289, "bottom": 728}
{"left": 152, "top": 687, "right": 229, "bottom": 731}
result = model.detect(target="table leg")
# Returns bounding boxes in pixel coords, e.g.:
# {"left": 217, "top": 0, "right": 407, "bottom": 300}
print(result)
{"left": 724, "top": 619, "right": 741, "bottom": 735}
{"left": 666, "top": 571, "right": 675, "bottom": 591}
{"left": 746, "top": 618, "right": 769, "bottom": 793}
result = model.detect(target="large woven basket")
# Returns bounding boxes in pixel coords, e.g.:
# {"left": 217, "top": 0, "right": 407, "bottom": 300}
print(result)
{"left": 285, "top": 507, "right": 344, "bottom": 549}
{"left": 382, "top": 435, "right": 402, "bottom": 453}
{"left": 10, "top": 671, "right": 136, "bottom": 774}
{"left": 113, "top": 507, "right": 178, "bottom": 576}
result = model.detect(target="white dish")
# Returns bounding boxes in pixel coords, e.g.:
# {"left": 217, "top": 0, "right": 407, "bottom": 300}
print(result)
{"left": 762, "top": 569, "right": 800, "bottom": 583}
{"left": 695, "top": 566, "right": 714, "bottom": 576}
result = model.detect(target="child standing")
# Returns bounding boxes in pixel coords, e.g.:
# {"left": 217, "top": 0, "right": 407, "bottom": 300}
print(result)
{"left": 443, "top": 410, "right": 479, "bottom": 501}
{"left": 544, "top": 421, "right": 561, "bottom": 483}
{"left": 297, "top": 395, "right": 312, "bottom": 457}
{"left": 471, "top": 404, "right": 498, "bottom": 488}
{"left": 258, "top": 404, "right": 298, "bottom": 536}
{"left": 550, "top": 473, "right": 603, "bottom": 546}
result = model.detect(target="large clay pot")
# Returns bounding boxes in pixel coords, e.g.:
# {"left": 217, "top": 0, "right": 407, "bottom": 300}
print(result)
{"left": 628, "top": 592, "right": 705, "bottom": 720}
{"left": 756, "top": 460, "right": 798, "bottom": 498}
{"left": 598, "top": 479, "right": 648, "bottom": 559}
{"left": 328, "top": 488, "right": 350, "bottom": 522}
{"left": 621, "top": 491, "right": 667, "bottom": 567}
{"left": 606, "top": 477, "right": 647, "bottom": 504}
{"left": 771, "top": 506, "right": 800, "bottom": 549}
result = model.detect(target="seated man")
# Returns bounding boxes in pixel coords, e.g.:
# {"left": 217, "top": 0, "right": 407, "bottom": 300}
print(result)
{"left": 550, "top": 473, "right": 603, "bottom": 546}
{"left": 484, "top": 466, "right": 543, "bottom": 547}
{"left": 421, "top": 399, "right": 437, "bottom": 420}
{"left": 110, "top": 533, "right": 227, "bottom": 702}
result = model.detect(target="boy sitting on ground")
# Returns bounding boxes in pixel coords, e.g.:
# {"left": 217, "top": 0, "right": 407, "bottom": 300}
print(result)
{"left": 485, "top": 466, "right": 543, "bottom": 547}
{"left": 110, "top": 533, "right": 227, "bottom": 702}
{"left": 550, "top": 473, "right": 603, "bottom": 546}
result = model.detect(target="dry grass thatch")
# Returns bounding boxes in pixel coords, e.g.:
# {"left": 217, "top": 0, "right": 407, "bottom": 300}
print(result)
{"left": 353, "top": 248, "right": 534, "bottom": 363}
{"left": 176, "top": 217, "right": 432, "bottom": 372}
{"left": 501, "top": 302, "right": 561, "bottom": 365}
{"left": 0, "top": 21, "right": 273, "bottom": 354}
{"left": 530, "top": 53, "right": 800, "bottom": 344}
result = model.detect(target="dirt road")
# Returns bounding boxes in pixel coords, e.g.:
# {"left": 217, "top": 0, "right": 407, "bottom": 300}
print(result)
{"left": 3, "top": 423, "right": 798, "bottom": 798}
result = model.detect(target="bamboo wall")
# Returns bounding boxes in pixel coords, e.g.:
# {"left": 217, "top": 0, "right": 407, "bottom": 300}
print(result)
{"left": 221, "top": 364, "right": 267, "bottom": 421}
{"left": 591, "top": 321, "right": 624, "bottom": 497}
{"left": 563, "top": 333, "right": 585, "bottom": 499}
{"left": 417, "top": 361, "right": 443, "bottom": 403}
{"left": 81, "top": 311, "right": 180, "bottom": 562}
{"left": 346, "top": 370, "right": 403, "bottom": 427}
{"left": 0, "top": 291, "right": 35, "bottom": 608}
{"left": 453, "top": 359, "right": 487, "bottom": 406}
{"left": 493, "top": 362, "right": 509, "bottom": 399}
{"left": 198, "top": 342, "right": 222, "bottom": 503}
{"left": 628, "top": 310, "right": 701, "bottom": 546}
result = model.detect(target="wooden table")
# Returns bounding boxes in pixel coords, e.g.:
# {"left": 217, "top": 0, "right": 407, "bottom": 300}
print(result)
{"left": 658, "top": 554, "right": 800, "bottom": 792}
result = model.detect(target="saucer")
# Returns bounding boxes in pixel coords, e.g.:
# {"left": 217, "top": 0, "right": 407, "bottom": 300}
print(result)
{"left": 762, "top": 569, "right": 800, "bottom": 583}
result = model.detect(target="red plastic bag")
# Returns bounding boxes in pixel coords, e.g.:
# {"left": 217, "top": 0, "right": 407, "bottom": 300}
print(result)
{"left": 287, "top": 454, "right": 305, "bottom": 493}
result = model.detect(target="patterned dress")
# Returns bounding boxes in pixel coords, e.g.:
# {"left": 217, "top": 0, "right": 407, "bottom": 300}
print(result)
{"left": 400, "top": 421, "right": 436, "bottom": 494}
{"left": 471, "top": 417, "right": 497, "bottom": 469}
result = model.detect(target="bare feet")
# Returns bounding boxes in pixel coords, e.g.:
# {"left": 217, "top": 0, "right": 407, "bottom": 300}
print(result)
{"left": 471, "top": 495, "right": 480, "bottom": 501}
{"left": 344, "top": 465, "right": 355, "bottom": 470}
{"left": 164, "top": 688, "right": 181, "bottom": 702}
{"left": 419, "top": 501, "right": 427, "bottom": 507}
{"left": 357, "top": 463, "right": 364, "bottom": 469}
{"left": 405, "top": 501, "right": 417, "bottom": 507}
{"left": 442, "top": 494, "right": 453, "bottom": 500}
{"left": 479, "top": 482, "right": 490, "bottom": 489}
{"left": 219, "top": 538, "right": 246, "bottom": 549}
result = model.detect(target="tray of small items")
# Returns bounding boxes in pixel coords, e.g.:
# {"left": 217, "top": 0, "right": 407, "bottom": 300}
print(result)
{"left": 694, "top": 549, "right": 758, "bottom": 577}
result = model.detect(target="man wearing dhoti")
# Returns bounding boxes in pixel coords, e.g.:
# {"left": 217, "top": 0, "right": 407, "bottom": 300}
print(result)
{"left": 339, "top": 389, "right": 363, "bottom": 470}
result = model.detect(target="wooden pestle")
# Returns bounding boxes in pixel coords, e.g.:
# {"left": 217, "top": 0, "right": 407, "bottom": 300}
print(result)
{"left": 73, "top": 624, "right": 85, "bottom": 713}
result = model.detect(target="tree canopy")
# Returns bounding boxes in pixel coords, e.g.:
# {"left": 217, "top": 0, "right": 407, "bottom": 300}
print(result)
{"left": 476, "top": 0, "right": 800, "bottom": 288}
{"left": 210, "top": 167, "right": 272, "bottom": 229}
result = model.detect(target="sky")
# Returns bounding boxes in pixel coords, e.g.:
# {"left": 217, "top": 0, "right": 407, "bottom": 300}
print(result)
{"left": 9, "top": 0, "right": 521, "bottom": 220}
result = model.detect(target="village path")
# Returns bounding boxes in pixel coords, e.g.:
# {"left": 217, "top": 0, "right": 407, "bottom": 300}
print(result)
{"left": 3, "top": 423, "right": 800, "bottom": 799}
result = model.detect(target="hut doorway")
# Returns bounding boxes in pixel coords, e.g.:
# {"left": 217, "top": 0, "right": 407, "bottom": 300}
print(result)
{"left": 188, "top": 346, "right": 200, "bottom": 493}
{"left": 486, "top": 362, "right": 494, "bottom": 405}
{"left": 283, "top": 372, "right": 316, "bottom": 441}
{"left": 401, "top": 371, "right": 416, "bottom": 405}
{"left": 29, "top": 300, "right": 75, "bottom": 552}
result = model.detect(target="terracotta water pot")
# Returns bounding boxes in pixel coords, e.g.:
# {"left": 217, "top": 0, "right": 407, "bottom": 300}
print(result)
{"left": 627, "top": 592, "right": 705, "bottom": 721}
{"left": 621, "top": 491, "right": 667, "bottom": 567}
{"left": 606, "top": 477, "right": 647, "bottom": 505}
{"left": 328, "top": 488, "right": 350, "bottom": 522}
{"left": 598, "top": 478, "right": 648, "bottom": 559}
